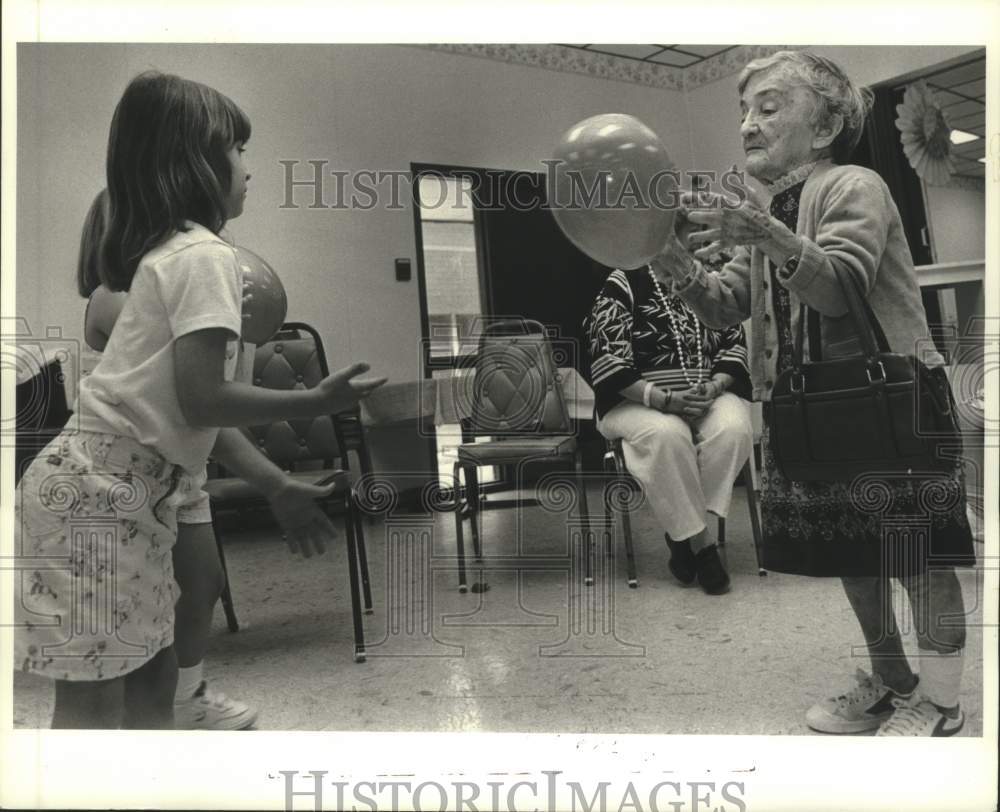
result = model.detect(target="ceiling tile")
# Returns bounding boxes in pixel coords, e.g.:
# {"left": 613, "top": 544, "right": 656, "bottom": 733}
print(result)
{"left": 586, "top": 44, "right": 664, "bottom": 59}
{"left": 671, "top": 44, "right": 733, "bottom": 57}
{"left": 928, "top": 59, "right": 985, "bottom": 89}
{"left": 944, "top": 100, "right": 985, "bottom": 119}
{"left": 948, "top": 78, "right": 985, "bottom": 98}
{"left": 953, "top": 144, "right": 985, "bottom": 159}
{"left": 931, "top": 88, "right": 968, "bottom": 106}
{"left": 648, "top": 50, "right": 701, "bottom": 66}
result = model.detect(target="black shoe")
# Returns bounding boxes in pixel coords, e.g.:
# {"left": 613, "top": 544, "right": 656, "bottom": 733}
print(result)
{"left": 665, "top": 535, "right": 697, "bottom": 585}
{"left": 695, "top": 545, "right": 731, "bottom": 595}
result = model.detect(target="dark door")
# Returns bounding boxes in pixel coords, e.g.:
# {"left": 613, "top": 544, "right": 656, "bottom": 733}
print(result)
{"left": 474, "top": 169, "right": 611, "bottom": 378}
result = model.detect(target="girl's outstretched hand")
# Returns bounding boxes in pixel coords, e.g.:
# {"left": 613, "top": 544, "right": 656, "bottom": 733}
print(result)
{"left": 267, "top": 477, "right": 340, "bottom": 558}
{"left": 317, "top": 362, "right": 387, "bottom": 414}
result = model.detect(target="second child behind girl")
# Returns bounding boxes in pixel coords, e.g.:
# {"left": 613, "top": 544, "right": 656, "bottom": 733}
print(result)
{"left": 14, "top": 71, "right": 385, "bottom": 728}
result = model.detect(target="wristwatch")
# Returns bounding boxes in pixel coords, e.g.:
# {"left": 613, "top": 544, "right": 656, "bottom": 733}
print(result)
{"left": 778, "top": 253, "right": 801, "bottom": 280}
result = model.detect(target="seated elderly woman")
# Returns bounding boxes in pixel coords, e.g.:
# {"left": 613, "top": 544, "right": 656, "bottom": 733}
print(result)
{"left": 586, "top": 264, "right": 753, "bottom": 595}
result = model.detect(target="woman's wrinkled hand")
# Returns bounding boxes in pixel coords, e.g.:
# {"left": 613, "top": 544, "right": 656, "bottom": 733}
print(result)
{"left": 650, "top": 208, "right": 699, "bottom": 282}
{"left": 683, "top": 188, "right": 773, "bottom": 260}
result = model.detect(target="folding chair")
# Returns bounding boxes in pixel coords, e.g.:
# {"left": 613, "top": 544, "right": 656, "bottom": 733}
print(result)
{"left": 452, "top": 318, "right": 592, "bottom": 592}
{"left": 205, "top": 322, "right": 373, "bottom": 662}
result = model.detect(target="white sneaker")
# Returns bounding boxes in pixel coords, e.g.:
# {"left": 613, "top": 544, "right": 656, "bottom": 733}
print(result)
{"left": 805, "top": 669, "right": 912, "bottom": 734}
{"left": 174, "top": 681, "right": 259, "bottom": 730}
{"left": 876, "top": 695, "right": 965, "bottom": 737}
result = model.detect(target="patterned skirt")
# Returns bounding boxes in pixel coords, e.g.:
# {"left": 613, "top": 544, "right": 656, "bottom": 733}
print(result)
{"left": 14, "top": 431, "right": 203, "bottom": 681}
{"left": 758, "top": 376, "right": 976, "bottom": 578}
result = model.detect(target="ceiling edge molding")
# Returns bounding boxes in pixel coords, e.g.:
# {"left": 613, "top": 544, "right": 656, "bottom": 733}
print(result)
{"left": 415, "top": 44, "right": 685, "bottom": 91}
{"left": 412, "top": 43, "right": 798, "bottom": 93}
{"left": 682, "top": 44, "right": 797, "bottom": 90}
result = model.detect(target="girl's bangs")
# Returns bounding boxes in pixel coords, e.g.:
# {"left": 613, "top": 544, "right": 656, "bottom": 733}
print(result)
{"left": 211, "top": 90, "right": 251, "bottom": 146}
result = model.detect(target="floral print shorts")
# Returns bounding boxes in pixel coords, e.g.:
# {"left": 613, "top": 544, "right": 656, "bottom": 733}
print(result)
{"left": 13, "top": 431, "right": 205, "bottom": 681}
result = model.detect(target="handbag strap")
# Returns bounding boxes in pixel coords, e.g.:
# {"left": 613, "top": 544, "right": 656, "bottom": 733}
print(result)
{"left": 834, "top": 265, "right": 891, "bottom": 360}
{"left": 790, "top": 266, "right": 891, "bottom": 374}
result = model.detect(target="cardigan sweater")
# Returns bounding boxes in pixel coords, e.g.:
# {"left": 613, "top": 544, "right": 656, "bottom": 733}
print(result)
{"left": 673, "top": 160, "right": 943, "bottom": 402}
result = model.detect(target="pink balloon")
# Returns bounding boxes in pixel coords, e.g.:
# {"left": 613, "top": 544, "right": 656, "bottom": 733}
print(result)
{"left": 237, "top": 246, "right": 288, "bottom": 345}
{"left": 550, "top": 114, "right": 677, "bottom": 270}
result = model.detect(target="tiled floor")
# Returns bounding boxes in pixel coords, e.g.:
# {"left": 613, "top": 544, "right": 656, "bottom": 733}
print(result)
{"left": 13, "top": 484, "right": 985, "bottom": 735}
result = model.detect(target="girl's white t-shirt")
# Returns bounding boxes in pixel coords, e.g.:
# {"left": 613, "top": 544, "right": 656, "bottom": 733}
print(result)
{"left": 76, "top": 222, "right": 243, "bottom": 473}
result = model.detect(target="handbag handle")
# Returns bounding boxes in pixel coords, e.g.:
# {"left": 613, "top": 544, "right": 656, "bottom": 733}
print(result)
{"left": 790, "top": 265, "right": 891, "bottom": 376}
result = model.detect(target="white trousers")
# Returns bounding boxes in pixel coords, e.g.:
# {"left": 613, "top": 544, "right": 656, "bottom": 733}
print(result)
{"left": 597, "top": 393, "right": 752, "bottom": 543}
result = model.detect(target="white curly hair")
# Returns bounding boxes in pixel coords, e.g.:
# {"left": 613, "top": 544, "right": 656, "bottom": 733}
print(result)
{"left": 738, "top": 50, "right": 875, "bottom": 162}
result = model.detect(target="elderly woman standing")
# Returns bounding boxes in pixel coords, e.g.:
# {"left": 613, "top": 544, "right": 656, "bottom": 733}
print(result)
{"left": 586, "top": 266, "right": 753, "bottom": 595}
{"left": 653, "top": 51, "right": 975, "bottom": 736}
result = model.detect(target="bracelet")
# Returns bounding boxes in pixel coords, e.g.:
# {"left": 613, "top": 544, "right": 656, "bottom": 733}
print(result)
{"left": 642, "top": 381, "right": 654, "bottom": 408}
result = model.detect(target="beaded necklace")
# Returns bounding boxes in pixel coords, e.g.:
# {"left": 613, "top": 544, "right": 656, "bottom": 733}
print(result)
{"left": 646, "top": 265, "right": 704, "bottom": 387}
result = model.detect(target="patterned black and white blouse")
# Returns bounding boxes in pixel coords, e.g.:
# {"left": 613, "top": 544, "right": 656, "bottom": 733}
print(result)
{"left": 586, "top": 267, "right": 752, "bottom": 419}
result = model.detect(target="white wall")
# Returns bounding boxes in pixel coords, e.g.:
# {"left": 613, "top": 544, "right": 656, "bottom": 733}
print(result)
{"left": 16, "top": 44, "right": 692, "bottom": 386}
{"left": 923, "top": 184, "right": 987, "bottom": 263}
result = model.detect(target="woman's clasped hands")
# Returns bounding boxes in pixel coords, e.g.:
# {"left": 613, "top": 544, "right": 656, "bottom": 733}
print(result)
{"left": 652, "top": 380, "right": 723, "bottom": 422}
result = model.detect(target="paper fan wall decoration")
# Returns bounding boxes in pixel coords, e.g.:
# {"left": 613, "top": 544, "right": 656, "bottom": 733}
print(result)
{"left": 894, "top": 80, "right": 955, "bottom": 186}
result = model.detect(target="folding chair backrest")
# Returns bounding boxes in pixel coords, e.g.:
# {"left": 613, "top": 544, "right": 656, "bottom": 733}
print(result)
{"left": 15, "top": 358, "right": 72, "bottom": 482}
{"left": 247, "top": 323, "right": 341, "bottom": 470}
{"left": 467, "top": 319, "right": 571, "bottom": 436}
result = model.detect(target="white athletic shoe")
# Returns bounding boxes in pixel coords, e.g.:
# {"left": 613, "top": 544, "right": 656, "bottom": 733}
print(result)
{"left": 805, "top": 669, "right": 911, "bottom": 734}
{"left": 174, "top": 681, "right": 259, "bottom": 731}
{"left": 876, "top": 695, "right": 965, "bottom": 737}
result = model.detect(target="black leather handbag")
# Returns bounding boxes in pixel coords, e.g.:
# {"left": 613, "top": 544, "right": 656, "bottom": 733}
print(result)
{"left": 769, "top": 266, "right": 960, "bottom": 483}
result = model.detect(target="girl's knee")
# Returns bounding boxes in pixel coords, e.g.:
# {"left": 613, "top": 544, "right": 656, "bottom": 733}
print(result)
{"left": 173, "top": 525, "right": 225, "bottom": 604}
{"left": 175, "top": 566, "right": 224, "bottom": 608}
{"left": 53, "top": 678, "right": 125, "bottom": 728}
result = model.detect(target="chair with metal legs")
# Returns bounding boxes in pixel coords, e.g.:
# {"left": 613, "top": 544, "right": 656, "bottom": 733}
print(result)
{"left": 602, "top": 437, "right": 766, "bottom": 587}
{"left": 451, "top": 318, "right": 593, "bottom": 593}
{"left": 205, "top": 322, "right": 374, "bottom": 662}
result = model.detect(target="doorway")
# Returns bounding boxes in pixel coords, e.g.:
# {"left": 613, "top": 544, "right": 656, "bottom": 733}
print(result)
{"left": 411, "top": 163, "right": 611, "bottom": 484}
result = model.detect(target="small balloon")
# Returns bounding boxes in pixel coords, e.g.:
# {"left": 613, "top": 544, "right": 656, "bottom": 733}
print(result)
{"left": 236, "top": 246, "right": 288, "bottom": 345}
{"left": 549, "top": 113, "right": 678, "bottom": 270}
